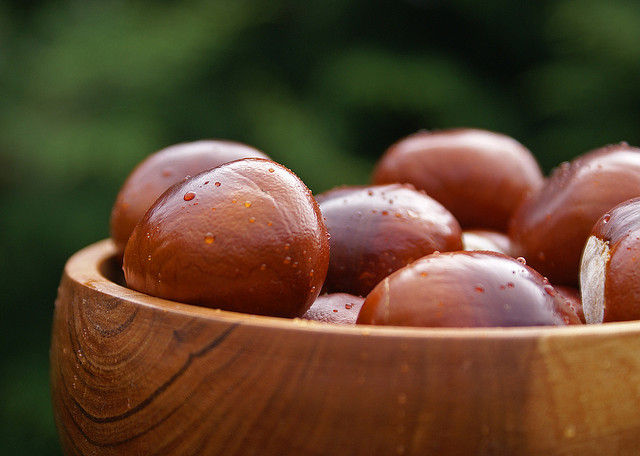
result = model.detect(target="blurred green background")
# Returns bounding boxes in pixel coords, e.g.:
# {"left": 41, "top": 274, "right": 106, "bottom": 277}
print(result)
{"left": 2, "top": 0, "right": 640, "bottom": 454}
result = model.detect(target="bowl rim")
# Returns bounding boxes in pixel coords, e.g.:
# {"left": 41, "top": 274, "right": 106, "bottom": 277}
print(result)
{"left": 67, "top": 238, "right": 640, "bottom": 341}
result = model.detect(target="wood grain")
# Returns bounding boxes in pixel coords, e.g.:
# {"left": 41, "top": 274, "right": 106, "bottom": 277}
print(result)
{"left": 51, "top": 239, "right": 640, "bottom": 455}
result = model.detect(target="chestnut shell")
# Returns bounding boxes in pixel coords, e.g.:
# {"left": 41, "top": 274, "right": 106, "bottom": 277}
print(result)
{"left": 316, "top": 183, "right": 463, "bottom": 297}
{"left": 372, "top": 128, "right": 544, "bottom": 231}
{"left": 123, "top": 158, "right": 329, "bottom": 318}
{"left": 110, "top": 139, "right": 268, "bottom": 257}
{"left": 509, "top": 143, "right": 640, "bottom": 287}
{"left": 357, "top": 251, "right": 581, "bottom": 328}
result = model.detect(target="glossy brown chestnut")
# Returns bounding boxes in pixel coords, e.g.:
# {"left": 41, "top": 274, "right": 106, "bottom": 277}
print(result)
{"left": 580, "top": 197, "right": 640, "bottom": 323}
{"left": 316, "top": 183, "right": 463, "bottom": 297}
{"left": 371, "top": 128, "right": 544, "bottom": 231}
{"left": 123, "top": 158, "right": 329, "bottom": 318}
{"left": 301, "top": 293, "right": 365, "bottom": 325}
{"left": 509, "top": 142, "right": 640, "bottom": 287}
{"left": 357, "top": 251, "right": 582, "bottom": 328}
{"left": 110, "top": 139, "right": 269, "bottom": 257}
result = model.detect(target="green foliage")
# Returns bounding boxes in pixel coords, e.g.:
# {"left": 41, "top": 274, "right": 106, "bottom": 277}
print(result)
{"left": 1, "top": 0, "right": 640, "bottom": 453}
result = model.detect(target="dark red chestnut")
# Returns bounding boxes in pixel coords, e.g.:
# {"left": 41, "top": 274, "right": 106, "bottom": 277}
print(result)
{"left": 316, "top": 183, "right": 463, "bottom": 297}
{"left": 509, "top": 142, "right": 640, "bottom": 287}
{"left": 111, "top": 139, "right": 269, "bottom": 257}
{"left": 371, "top": 128, "right": 544, "bottom": 231}
{"left": 123, "top": 158, "right": 329, "bottom": 318}
{"left": 580, "top": 197, "right": 640, "bottom": 323}
{"left": 301, "top": 293, "right": 365, "bottom": 325}
{"left": 356, "top": 251, "right": 582, "bottom": 328}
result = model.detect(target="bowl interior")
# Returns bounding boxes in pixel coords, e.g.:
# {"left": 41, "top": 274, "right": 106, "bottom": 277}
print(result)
{"left": 93, "top": 239, "right": 600, "bottom": 337}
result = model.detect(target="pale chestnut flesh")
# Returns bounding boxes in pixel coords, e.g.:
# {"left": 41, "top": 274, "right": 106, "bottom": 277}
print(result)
{"left": 302, "top": 293, "right": 366, "bottom": 325}
{"left": 580, "top": 197, "right": 640, "bottom": 323}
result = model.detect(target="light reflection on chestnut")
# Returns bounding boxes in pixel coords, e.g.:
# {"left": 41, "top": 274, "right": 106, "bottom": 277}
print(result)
{"left": 462, "top": 229, "right": 514, "bottom": 256}
{"left": 111, "top": 139, "right": 269, "bottom": 258}
{"left": 372, "top": 128, "right": 544, "bottom": 231}
{"left": 123, "top": 158, "right": 329, "bottom": 318}
{"left": 316, "top": 183, "right": 462, "bottom": 297}
{"left": 357, "top": 251, "right": 582, "bottom": 328}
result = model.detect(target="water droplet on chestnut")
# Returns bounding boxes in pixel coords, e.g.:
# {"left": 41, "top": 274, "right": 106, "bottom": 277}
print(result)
{"left": 122, "top": 158, "right": 329, "bottom": 318}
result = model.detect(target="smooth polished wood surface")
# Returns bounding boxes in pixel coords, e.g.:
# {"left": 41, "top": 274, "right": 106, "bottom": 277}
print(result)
{"left": 51, "top": 239, "right": 640, "bottom": 455}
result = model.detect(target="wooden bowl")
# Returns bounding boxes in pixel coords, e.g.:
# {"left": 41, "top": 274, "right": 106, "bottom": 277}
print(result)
{"left": 50, "top": 240, "right": 640, "bottom": 455}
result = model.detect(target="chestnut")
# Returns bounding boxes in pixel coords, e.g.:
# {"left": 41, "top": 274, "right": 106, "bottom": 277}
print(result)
{"left": 123, "top": 158, "right": 329, "bottom": 318}
{"left": 509, "top": 142, "right": 640, "bottom": 287}
{"left": 554, "top": 285, "right": 585, "bottom": 324}
{"left": 356, "top": 251, "right": 582, "bottom": 328}
{"left": 110, "top": 139, "right": 269, "bottom": 258}
{"left": 371, "top": 128, "right": 544, "bottom": 231}
{"left": 580, "top": 197, "right": 640, "bottom": 323}
{"left": 316, "top": 183, "right": 463, "bottom": 297}
{"left": 461, "top": 228, "right": 514, "bottom": 256}
{"left": 301, "top": 293, "right": 365, "bottom": 325}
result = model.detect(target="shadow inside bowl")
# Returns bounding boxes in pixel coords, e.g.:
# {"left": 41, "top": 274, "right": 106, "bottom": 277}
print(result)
{"left": 98, "top": 251, "right": 126, "bottom": 287}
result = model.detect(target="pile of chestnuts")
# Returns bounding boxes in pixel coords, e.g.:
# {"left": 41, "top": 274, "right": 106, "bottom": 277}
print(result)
{"left": 111, "top": 128, "right": 640, "bottom": 329}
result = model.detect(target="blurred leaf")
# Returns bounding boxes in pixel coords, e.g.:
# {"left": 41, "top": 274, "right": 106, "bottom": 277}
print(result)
{"left": 0, "top": 352, "right": 61, "bottom": 456}
{"left": 234, "top": 72, "right": 373, "bottom": 193}
{"left": 315, "top": 45, "right": 523, "bottom": 134}
{"left": 548, "top": 0, "right": 640, "bottom": 67}
{"left": 0, "top": 0, "right": 278, "bottom": 189}
{"left": 522, "top": 62, "right": 612, "bottom": 117}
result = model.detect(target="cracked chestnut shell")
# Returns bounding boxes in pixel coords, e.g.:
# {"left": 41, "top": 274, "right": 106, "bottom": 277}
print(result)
{"left": 580, "top": 197, "right": 640, "bottom": 323}
{"left": 357, "top": 251, "right": 582, "bottom": 328}
{"left": 316, "top": 183, "right": 463, "bottom": 297}
{"left": 123, "top": 158, "right": 329, "bottom": 318}
{"left": 509, "top": 142, "right": 640, "bottom": 287}
{"left": 111, "top": 139, "right": 268, "bottom": 258}
{"left": 371, "top": 128, "right": 544, "bottom": 231}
